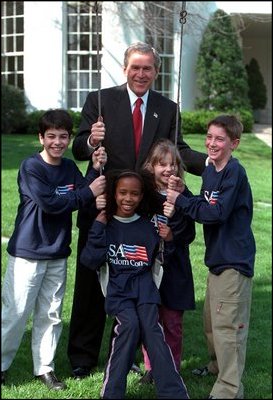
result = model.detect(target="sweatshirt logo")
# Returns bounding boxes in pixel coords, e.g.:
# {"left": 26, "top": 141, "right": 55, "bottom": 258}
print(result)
{"left": 150, "top": 214, "right": 168, "bottom": 231}
{"left": 55, "top": 184, "right": 75, "bottom": 195}
{"left": 123, "top": 245, "right": 148, "bottom": 262}
{"left": 108, "top": 244, "right": 149, "bottom": 266}
{"left": 156, "top": 214, "right": 168, "bottom": 225}
{"left": 204, "top": 190, "right": 219, "bottom": 205}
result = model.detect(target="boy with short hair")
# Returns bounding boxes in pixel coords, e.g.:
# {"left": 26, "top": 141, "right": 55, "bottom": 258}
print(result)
{"left": 1, "top": 109, "right": 106, "bottom": 390}
{"left": 166, "top": 115, "right": 256, "bottom": 399}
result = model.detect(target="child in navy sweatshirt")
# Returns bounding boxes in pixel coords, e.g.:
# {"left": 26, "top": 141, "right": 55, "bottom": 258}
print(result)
{"left": 80, "top": 169, "right": 189, "bottom": 399}
{"left": 139, "top": 139, "right": 196, "bottom": 384}
{"left": 166, "top": 115, "right": 256, "bottom": 399}
{"left": 1, "top": 109, "right": 106, "bottom": 390}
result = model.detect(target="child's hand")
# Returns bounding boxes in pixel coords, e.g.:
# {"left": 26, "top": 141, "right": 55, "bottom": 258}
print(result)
{"left": 89, "top": 175, "right": 106, "bottom": 197}
{"left": 92, "top": 146, "right": 107, "bottom": 170}
{"left": 96, "top": 193, "right": 106, "bottom": 210}
{"left": 163, "top": 201, "right": 175, "bottom": 218}
{"left": 158, "top": 222, "right": 173, "bottom": 242}
{"left": 166, "top": 188, "right": 180, "bottom": 205}
{"left": 96, "top": 209, "right": 107, "bottom": 224}
{"left": 168, "top": 175, "right": 185, "bottom": 193}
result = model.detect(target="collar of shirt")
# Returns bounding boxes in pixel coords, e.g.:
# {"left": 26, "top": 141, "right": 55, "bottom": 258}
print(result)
{"left": 127, "top": 84, "right": 148, "bottom": 117}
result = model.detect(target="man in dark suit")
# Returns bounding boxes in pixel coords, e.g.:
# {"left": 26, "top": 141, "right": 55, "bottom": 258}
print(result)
{"left": 67, "top": 42, "right": 208, "bottom": 379}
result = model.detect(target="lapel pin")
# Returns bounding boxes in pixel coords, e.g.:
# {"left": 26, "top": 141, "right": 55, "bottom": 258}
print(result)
{"left": 153, "top": 112, "right": 158, "bottom": 118}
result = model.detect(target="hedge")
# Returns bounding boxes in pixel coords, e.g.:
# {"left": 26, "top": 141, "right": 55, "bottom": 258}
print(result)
{"left": 181, "top": 109, "right": 254, "bottom": 134}
{"left": 2, "top": 107, "right": 254, "bottom": 136}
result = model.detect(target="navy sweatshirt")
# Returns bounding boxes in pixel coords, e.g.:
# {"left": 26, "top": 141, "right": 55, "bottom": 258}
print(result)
{"left": 80, "top": 214, "right": 175, "bottom": 316}
{"left": 174, "top": 157, "right": 256, "bottom": 277}
{"left": 151, "top": 188, "right": 196, "bottom": 311}
{"left": 7, "top": 153, "right": 98, "bottom": 259}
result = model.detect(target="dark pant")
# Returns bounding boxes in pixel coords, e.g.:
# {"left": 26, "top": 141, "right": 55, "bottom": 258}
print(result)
{"left": 101, "top": 304, "right": 189, "bottom": 399}
{"left": 67, "top": 227, "right": 106, "bottom": 369}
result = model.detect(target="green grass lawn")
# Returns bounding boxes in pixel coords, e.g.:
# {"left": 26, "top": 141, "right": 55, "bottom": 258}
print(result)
{"left": 1, "top": 133, "right": 272, "bottom": 399}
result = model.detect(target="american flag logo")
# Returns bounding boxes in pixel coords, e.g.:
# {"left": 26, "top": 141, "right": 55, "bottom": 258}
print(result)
{"left": 209, "top": 191, "right": 219, "bottom": 205}
{"left": 157, "top": 214, "right": 168, "bottom": 225}
{"left": 123, "top": 244, "right": 149, "bottom": 262}
{"left": 55, "top": 184, "right": 75, "bottom": 195}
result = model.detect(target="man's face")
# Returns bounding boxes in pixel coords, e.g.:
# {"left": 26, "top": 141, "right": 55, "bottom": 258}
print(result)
{"left": 123, "top": 51, "right": 159, "bottom": 97}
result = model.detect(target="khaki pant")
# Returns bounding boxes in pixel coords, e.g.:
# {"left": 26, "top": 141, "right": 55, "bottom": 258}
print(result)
{"left": 203, "top": 269, "right": 252, "bottom": 399}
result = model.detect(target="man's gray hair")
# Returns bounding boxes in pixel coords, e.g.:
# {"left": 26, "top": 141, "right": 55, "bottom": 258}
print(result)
{"left": 124, "top": 42, "right": 161, "bottom": 70}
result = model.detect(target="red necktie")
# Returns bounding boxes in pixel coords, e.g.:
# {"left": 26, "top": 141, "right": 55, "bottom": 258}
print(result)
{"left": 133, "top": 98, "right": 143, "bottom": 157}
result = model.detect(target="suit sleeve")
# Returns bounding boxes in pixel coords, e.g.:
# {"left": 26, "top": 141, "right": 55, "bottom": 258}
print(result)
{"left": 72, "top": 91, "right": 99, "bottom": 161}
{"left": 178, "top": 143, "right": 207, "bottom": 176}
{"left": 176, "top": 112, "right": 207, "bottom": 176}
{"left": 159, "top": 94, "right": 207, "bottom": 177}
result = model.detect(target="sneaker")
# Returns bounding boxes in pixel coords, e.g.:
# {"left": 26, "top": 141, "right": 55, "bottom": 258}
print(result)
{"left": 138, "top": 370, "right": 154, "bottom": 384}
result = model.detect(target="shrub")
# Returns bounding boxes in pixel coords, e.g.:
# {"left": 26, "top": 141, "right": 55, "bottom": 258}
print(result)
{"left": 246, "top": 58, "right": 267, "bottom": 110}
{"left": 24, "top": 109, "right": 82, "bottom": 136}
{"left": 10, "top": 108, "right": 254, "bottom": 137}
{"left": 68, "top": 110, "right": 82, "bottom": 136}
{"left": 195, "top": 9, "right": 251, "bottom": 112}
{"left": 181, "top": 109, "right": 254, "bottom": 134}
{"left": 25, "top": 110, "right": 46, "bottom": 135}
{"left": 1, "top": 84, "right": 28, "bottom": 134}
{"left": 236, "top": 109, "right": 254, "bottom": 133}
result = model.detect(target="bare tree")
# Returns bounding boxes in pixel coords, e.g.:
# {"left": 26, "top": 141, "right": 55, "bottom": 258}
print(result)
{"left": 68, "top": 1, "right": 270, "bottom": 48}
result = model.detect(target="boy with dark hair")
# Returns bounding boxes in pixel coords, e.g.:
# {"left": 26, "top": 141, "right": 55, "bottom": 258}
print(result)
{"left": 1, "top": 109, "right": 106, "bottom": 390}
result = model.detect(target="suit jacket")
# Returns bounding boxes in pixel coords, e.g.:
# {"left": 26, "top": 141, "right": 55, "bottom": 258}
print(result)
{"left": 72, "top": 83, "right": 207, "bottom": 229}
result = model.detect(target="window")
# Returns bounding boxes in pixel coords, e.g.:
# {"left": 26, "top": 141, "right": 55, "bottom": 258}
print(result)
{"left": 66, "top": 1, "right": 102, "bottom": 110}
{"left": 1, "top": 1, "right": 24, "bottom": 89}
{"left": 144, "top": 2, "right": 174, "bottom": 99}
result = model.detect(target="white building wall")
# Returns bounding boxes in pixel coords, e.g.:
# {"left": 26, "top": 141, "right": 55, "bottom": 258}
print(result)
{"left": 20, "top": 1, "right": 271, "bottom": 123}
{"left": 102, "top": 1, "right": 216, "bottom": 108}
{"left": 20, "top": 1, "right": 226, "bottom": 112}
{"left": 175, "top": 1, "right": 217, "bottom": 109}
{"left": 101, "top": 2, "right": 145, "bottom": 89}
{"left": 24, "top": 1, "right": 64, "bottom": 110}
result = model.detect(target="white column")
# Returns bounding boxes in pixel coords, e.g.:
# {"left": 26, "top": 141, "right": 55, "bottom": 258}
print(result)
{"left": 101, "top": 2, "right": 145, "bottom": 89}
{"left": 24, "top": 1, "right": 64, "bottom": 110}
